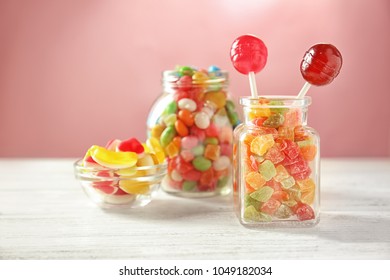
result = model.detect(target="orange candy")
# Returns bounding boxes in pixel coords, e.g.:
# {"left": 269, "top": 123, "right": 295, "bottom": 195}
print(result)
{"left": 178, "top": 109, "right": 194, "bottom": 127}
{"left": 200, "top": 168, "right": 214, "bottom": 186}
{"left": 175, "top": 120, "right": 189, "bottom": 137}
{"left": 300, "top": 145, "right": 317, "bottom": 161}
{"left": 204, "top": 144, "right": 220, "bottom": 161}
{"left": 172, "top": 136, "right": 181, "bottom": 149}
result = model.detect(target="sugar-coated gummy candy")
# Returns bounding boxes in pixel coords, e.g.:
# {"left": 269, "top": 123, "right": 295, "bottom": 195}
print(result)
{"left": 300, "top": 145, "right": 317, "bottom": 161}
{"left": 274, "top": 165, "right": 290, "bottom": 182}
{"left": 263, "top": 113, "right": 284, "bottom": 128}
{"left": 280, "top": 176, "right": 295, "bottom": 190}
{"left": 204, "top": 144, "right": 220, "bottom": 161}
{"left": 244, "top": 205, "right": 272, "bottom": 222}
{"left": 274, "top": 204, "right": 293, "bottom": 219}
{"left": 192, "top": 156, "right": 212, "bottom": 172}
{"left": 258, "top": 160, "right": 276, "bottom": 181}
{"left": 250, "top": 186, "right": 274, "bottom": 202}
{"left": 260, "top": 198, "right": 281, "bottom": 215}
{"left": 250, "top": 134, "right": 275, "bottom": 156}
{"left": 295, "top": 203, "right": 315, "bottom": 221}
{"left": 264, "top": 145, "right": 285, "bottom": 164}
{"left": 245, "top": 172, "right": 266, "bottom": 189}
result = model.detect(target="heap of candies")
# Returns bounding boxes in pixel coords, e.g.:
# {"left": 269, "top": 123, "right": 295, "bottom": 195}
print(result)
{"left": 237, "top": 99, "right": 318, "bottom": 222}
{"left": 82, "top": 137, "right": 165, "bottom": 204}
{"left": 149, "top": 65, "right": 240, "bottom": 194}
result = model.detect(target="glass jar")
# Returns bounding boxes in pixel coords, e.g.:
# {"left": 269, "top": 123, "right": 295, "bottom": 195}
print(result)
{"left": 147, "top": 66, "right": 240, "bottom": 197}
{"left": 233, "top": 96, "right": 320, "bottom": 226}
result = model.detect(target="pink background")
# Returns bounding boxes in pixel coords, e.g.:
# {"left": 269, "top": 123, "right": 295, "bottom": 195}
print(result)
{"left": 0, "top": 0, "right": 389, "bottom": 157}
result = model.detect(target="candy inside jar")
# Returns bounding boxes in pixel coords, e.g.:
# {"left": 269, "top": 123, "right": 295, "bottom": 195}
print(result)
{"left": 147, "top": 66, "right": 240, "bottom": 197}
{"left": 233, "top": 96, "right": 320, "bottom": 226}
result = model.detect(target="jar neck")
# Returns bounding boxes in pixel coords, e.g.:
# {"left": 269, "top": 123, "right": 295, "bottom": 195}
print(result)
{"left": 162, "top": 70, "right": 229, "bottom": 93}
{"left": 240, "top": 96, "right": 311, "bottom": 127}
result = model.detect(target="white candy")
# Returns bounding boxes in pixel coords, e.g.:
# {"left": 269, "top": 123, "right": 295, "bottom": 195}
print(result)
{"left": 213, "top": 155, "right": 230, "bottom": 171}
{"left": 194, "top": 112, "right": 210, "bottom": 129}
{"left": 170, "top": 170, "right": 183, "bottom": 182}
{"left": 178, "top": 98, "right": 197, "bottom": 112}
{"left": 202, "top": 106, "right": 214, "bottom": 118}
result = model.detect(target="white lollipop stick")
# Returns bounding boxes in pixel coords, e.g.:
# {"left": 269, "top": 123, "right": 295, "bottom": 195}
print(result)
{"left": 248, "top": 71, "right": 258, "bottom": 98}
{"left": 297, "top": 81, "right": 311, "bottom": 99}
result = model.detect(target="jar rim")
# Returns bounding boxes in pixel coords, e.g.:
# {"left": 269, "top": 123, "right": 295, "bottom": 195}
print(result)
{"left": 239, "top": 96, "right": 311, "bottom": 108}
{"left": 162, "top": 70, "right": 229, "bottom": 84}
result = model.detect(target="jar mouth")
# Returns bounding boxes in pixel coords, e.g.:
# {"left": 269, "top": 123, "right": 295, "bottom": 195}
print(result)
{"left": 239, "top": 96, "right": 311, "bottom": 108}
{"left": 162, "top": 70, "right": 229, "bottom": 84}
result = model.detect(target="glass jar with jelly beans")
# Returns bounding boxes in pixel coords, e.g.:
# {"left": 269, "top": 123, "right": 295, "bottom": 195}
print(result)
{"left": 147, "top": 66, "right": 240, "bottom": 197}
{"left": 233, "top": 96, "right": 320, "bottom": 226}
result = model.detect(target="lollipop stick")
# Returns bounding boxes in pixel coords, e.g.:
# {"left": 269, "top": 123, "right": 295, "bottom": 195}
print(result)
{"left": 297, "top": 81, "right": 311, "bottom": 99}
{"left": 248, "top": 71, "right": 258, "bottom": 98}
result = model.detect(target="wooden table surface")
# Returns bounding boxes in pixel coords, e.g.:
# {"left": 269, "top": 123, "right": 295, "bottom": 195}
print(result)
{"left": 0, "top": 158, "right": 389, "bottom": 260}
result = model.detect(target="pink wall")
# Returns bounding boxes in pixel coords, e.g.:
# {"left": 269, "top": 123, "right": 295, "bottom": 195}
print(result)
{"left": 0, "top": 0, "right": 389, "bottom": 157}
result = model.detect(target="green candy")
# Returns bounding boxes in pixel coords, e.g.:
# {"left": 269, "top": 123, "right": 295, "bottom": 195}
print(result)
{"left": 274, "top": 204, "right": 293, "bottom": 219}
{"left": 244, "top": 193, "right": 262, "bottom": 210}
{"left": 297, "top": 138, "right": 315, "bottom": 147}
{"left": 192, "top": 156, "right": 212, "bottom": 171}
{"left": 258, "top": 160, "right": 276, "bottom": 181}
{"left": 217, "top": 176, "right": 229, "bottom": 189}
{"left": 204, "top": 137, "right": 219, "bottom": 145}
{"left": 263, "top": 113, "right": 285, "bottom": 128}
{"left": 183, "top": 180, "right": 197, "bottom": 191}
{"left": 244, "top": 205, "right": 272, "bottom": 222}
{"left": 165, "top": 101, "right": 178, "bottom": 115}
{"left": 225, "top": 100, "right": 236, "bottom": 113}
{"left": 280, "top": 176, "right": 295, "bottom": 190}
{"left": 163, "top": 114, "right": 177, "bottom": 126}
{"left": 250, "top": 186, "right": 274, "bottom": 202}
{"left": 269, "top": 100, "right": 288, "bottom": 115}
{"left": 191, "top": 145, "right": 205, "bottom": 156}
{"left": 160, "top": 126, "right": 176, "bottom": 147}
{"left": 178, "top": 66, "right": 194, "bottom": 77}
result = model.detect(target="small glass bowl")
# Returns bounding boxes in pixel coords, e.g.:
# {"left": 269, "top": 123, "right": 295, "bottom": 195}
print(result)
{"left": 74, "top": 159, "right": 167, "bottom": 209}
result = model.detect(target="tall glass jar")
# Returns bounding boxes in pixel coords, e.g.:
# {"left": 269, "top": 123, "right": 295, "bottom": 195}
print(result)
{"left": 147, "top": 66, "right": 240, "bottom": 197}
{"left": 233, "top": 96, "right": 320, "bottom": 226}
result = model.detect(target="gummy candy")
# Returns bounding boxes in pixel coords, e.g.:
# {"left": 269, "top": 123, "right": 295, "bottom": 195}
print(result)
{"left": 88, "top": 146, "right": 138, "bottom": 169}
{"left": 258, "top": 160, "right": 276, "bottom": 181}
{"left": 261, "top": 198, "right": 281, "bottom": 215}
{"left": 264, "top": 145, "right": 285, "bottom": 164}
{"left": 244, "top": 205, "right": 272, "bottom": 222}
{"left": 245, "top": 171, "right": 266, "bottom": 189}
{"left": 204, "top": 144, "right": 220, "bottom": 161}
{"left": 117, "top": 138, "right": 144, "bottom": 154}
{"left": 250, "top": 186, "right": 274, "bottom": 202}
{"left": 250, "top": 134, "right": 275, "bottom": 156}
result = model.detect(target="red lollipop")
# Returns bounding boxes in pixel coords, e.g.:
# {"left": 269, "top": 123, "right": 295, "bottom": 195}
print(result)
{"left": 230, "top": 35, "right": 268, "bottom": 97}
{"left": 297, "top": 43, "right": 343, "bottom": 98}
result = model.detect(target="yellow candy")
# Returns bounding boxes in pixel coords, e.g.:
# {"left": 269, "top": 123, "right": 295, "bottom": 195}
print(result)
{"left": 136, "top": 154, "right": 156, "bottom": 175}
{"left": 146, "top": 137, "right": 165, "bottom": 163}
{"left": 192, "top": 71, "right": 208, "bottom": 86}
{"left": 204, "top": 91, "right": 226, "bottom": 109}
{"left": 142, "top": 143, "right": 151, "bottom": 153}
{"left": 274, "top": 165, "right": 290, "bottom": 182}
{"left": 245, "top": 172, "right": 266, "bottom": 190}
{"left": 165, "top": 141, "right": 179, "bottom": 158}
{"left": 116, "top": 166, "right": 137, "bottom": 176}
{"left": 89, "top": 145, "right": 138, "bottom": 169}
{"left": 119, "top": 181, "right": 149, "bottom": 195}
{"left": 297, "top": 178, "right": 316, "bottom": 205}
{"left": 151, "top": 124, "right": 165, "bottom": 138}
{"left": 248, "top": 107, "right": 271, "bottom": 120}
{"left": 250, "top": 134, "right": 275, "bottom": 156}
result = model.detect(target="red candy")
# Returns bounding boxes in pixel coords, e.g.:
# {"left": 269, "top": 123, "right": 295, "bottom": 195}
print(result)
{"left": 117, "top": 138, "right": 144, "bottom": 154}
{"left": 300, "top": 44, "right": 342, "bottom": 86}
{"left": 295, "top": 203, "right": 315, "bottom": 221}
{"left": 230, "top": 35, "right": 268, "bottom": 75}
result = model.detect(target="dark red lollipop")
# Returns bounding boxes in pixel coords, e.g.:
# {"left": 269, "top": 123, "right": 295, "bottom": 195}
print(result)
{"left": 230, "top": 35, "right": 268, "bottom": 75}
{"left": 300, "top": 43, "right": 342, "bottom": 86}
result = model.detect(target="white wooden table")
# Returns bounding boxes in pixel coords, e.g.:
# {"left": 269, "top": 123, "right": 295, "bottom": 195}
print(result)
{"left": 0, "top": 158, "right": 389, "bottom": 259}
